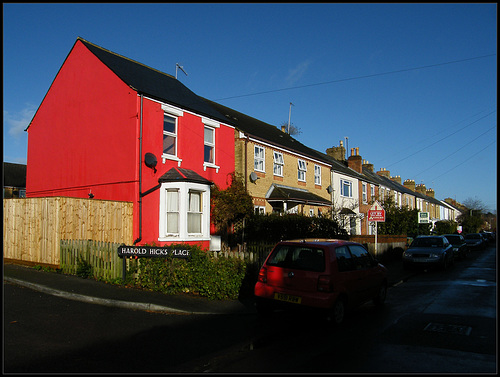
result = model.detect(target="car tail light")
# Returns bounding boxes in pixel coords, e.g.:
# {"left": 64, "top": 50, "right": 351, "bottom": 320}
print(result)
{"left": 257, "top": 267, "right": 267, "bottom": 283}
{"left": 317, "top": 275, "right": 332, "bottom": 292}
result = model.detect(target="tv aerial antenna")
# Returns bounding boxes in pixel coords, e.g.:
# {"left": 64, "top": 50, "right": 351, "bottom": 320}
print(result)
{"left": 175, "top": 63, "right": 188, "bottom": 79}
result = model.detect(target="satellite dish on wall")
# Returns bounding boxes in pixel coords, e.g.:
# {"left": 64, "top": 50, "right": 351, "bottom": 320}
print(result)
{"left": 144, "top": 153, "right": 158, "bottom": 173}
{"left": 249, "top": 172, "right": 259, "bottom": 183}
{"left": 327, "top": 185, "right": 334, "bottom": 194}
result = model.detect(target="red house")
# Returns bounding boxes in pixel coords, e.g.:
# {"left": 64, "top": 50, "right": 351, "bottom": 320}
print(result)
{"left": 25, "top": 38, "right": 236, "bottom": 249}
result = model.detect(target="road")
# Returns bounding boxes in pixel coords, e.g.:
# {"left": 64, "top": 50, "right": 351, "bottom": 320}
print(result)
{"left": 3, "top": 244, "right": 497, "bottom": 373}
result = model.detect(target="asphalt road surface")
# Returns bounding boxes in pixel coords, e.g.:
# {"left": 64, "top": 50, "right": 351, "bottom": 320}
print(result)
{"left": 3, "top": 244, "right": 496, "bottom": 373}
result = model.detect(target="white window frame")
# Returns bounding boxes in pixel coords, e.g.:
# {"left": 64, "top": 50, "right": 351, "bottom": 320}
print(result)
{"left": 340, "top": 179, "right": 352, "bottom": 198}
{"left": 159, "top": 181, "right": 210, "bottom": 242}
{"left": 370, "top": 185, "right": 375, "bottom": 201}
{"left": 273, "top": 151, "right": 284, "bottom": 176}
{"left": 297, "top": 159, "right": 307, "bottom": 182}
{"left": 362, "top": 183, "right": 367, "bottom": 203}
{"left": 161, "top": 104, "right": 184, "bottom": 165}
{"left": 254, "top": 206, "right": 265, "bottom": 215}
{"left": 314, "top": 165, "right": 321, "bottom": 185}
{"left": 202, "top": 118, "right": 220, "bottom": 172}
{"left": 254, "top": 145, "right": 265, "bottom": 172}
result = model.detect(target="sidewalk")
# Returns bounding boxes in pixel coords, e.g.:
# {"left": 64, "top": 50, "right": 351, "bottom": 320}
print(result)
{"left": 3, "top": 259, "right": 413, "bottom": 315}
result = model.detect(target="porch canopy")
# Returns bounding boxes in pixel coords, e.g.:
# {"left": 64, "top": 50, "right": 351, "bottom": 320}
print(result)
{"left": 266, "top": 184, "right": 331, "bottom": 209}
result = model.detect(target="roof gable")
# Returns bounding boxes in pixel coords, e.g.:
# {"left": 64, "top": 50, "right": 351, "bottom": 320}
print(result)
{"left": 77, "top": 38, "right": 227, "bottom": 122}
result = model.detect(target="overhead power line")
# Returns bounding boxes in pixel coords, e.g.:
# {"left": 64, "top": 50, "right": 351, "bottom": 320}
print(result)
{"left": 386, "top": 110, "right": 496, "bottom": 169}
{"left": 430, "top": 141, "right": 496, "bottom": 182}
{"left": 215, "top": 54, "right": 496, "bottom": 101}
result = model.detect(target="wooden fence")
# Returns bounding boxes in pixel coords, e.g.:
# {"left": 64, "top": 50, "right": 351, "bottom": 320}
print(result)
{"left": 3, "top": 197, "right": 133, "bottom": 267}
{"left": 60, "top": 239, "right": 126, "bottom": 280}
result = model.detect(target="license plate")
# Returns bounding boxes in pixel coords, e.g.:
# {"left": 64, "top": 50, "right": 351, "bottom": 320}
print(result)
{"left": 274, "top": 293, "right": 301, "bottom": 304}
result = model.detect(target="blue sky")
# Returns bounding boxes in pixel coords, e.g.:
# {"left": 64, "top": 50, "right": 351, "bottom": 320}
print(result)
{"left": 3, "top": 3, "right": 497, "bottom": 212}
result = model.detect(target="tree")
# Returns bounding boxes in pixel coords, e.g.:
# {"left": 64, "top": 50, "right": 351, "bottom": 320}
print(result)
{"left": 279, "top": 121, "right": 302, "bottom": 136}
{"left": 434, "top": 220, "right": 458, "bottom": 235}
{"left": 457, "top": 197, "right": 487, "bottom": 233}
{"left": 210, "top": 172, "right": 254, "bottom": 237}
{"left": 377, "top": 196, "right": 431, "bottom": 236}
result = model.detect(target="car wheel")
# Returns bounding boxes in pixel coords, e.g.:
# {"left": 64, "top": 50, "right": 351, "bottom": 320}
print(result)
{"left": 373, "top": 282, "right": 387, "bottom": 306}
{"left": 327, "top": 298, "right": 345, "bottom": 325}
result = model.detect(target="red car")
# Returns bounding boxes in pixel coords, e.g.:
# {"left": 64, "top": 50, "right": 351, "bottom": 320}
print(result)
{"left": 254, "top": 239, "right": 388, "bottom": 324}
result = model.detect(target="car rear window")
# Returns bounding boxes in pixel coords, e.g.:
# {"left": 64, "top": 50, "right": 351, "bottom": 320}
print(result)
{"left": 411, "top": 237, "right": 443, "bottom": 247}
{"left": 266, "top": 245, "right": 325, "bottom": 272}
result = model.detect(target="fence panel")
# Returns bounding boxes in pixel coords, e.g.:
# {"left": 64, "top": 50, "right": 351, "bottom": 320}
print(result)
{"left": 60, "top": 239, "right": 124, "bottom": 280}
{"left": 3, "top": 197, "right": 133, "bottom": 267}
{"left": 211, "top": 242, "right": 275, "bottom": 268}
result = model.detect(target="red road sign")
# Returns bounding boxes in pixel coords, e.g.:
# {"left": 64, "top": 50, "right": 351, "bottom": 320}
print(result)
{"left": 368, "top": 209, "right": 385, "bottom": 222}
{"left": 368, "top": 201, "right": 385, "bottom": 222}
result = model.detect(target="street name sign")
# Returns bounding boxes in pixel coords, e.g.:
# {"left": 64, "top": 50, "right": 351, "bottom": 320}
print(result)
{"left": 118, "top": 245, "right": 190, "bottom": 259}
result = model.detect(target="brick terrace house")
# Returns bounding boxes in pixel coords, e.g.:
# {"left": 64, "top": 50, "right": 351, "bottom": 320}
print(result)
{"left": 205, "top": 99, "right": 333, "bottom": 217}
{"left": 25, "top": 38, "right": 237, "bottom": 249}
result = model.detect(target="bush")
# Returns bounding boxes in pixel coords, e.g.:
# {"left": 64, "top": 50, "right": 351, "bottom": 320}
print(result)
{"left": 241, "top": 213, "right": 348, "bottom": 243}
{"left": 76, "top": 256, "right": 93, "bottom": 279}
{"left": 133, "top": 244, "right": 246, "bottom": 300}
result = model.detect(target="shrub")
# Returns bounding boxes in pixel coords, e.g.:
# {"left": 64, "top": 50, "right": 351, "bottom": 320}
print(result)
{"left": 76, "top": 256, "right": 93, "bottom": 279}
{"left": 133, "top": 244, "right": 246, "bottom": 300}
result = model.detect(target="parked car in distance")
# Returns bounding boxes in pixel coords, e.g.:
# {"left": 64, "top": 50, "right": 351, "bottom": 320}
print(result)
{"left": 464, "top": 233, "right": 486, "bottom": 251}
{"left": 254, "top": 239, "right": 388, "bottom": 325}
{"left": 480, "top": 231, "right": 495, "bottom": 244}
{"left": 402, "top": 235, "right": 454, "bottom": 270}
{"left": 442, "top": 234, "right": 469, "bottom": 259}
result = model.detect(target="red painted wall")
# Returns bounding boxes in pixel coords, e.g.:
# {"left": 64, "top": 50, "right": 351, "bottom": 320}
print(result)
{"left": 27, "top": 40, "right": 139, "bottom": 202}
{"left": 27, "top": 39, "right": 235, "bottom": 249}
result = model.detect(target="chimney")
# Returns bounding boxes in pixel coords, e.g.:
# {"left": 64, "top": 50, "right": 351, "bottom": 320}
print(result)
{"left": 377, "top": 168, "right": 390, "bottom": 178}
{"left": 362, "top": 159, "right": 374, "bottom": 172}
{"left": 403, "top": 179, "right": 415, "bottom": 191}
{"left": 426, "top": 188, "right": 435, "bottom": 198}
{"left": 391, "top": 175, "right": 402, "bottom": 184}
{"left": 281, "top": 125, "right": 286, "bottom": 133}
{"left": 326, "top": 140, "right": 346, "bottom": 161}
{"left": 416, "top": 183, "right": 426, "bottom": 195}
{"left": 347, "top": 147, "right": 362, "bottom": 173}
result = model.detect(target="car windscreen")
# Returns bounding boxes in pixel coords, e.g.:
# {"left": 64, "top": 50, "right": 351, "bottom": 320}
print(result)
{"left": 266, "top": 245, "right": 325, "bottom": 272}
{"left": 444, "top": 235, "right": 461, "bottom": 244}
{"left": 411, "top": 238, "right": 443, "bottom": 248}
{"left": 465, "top": 234, "right": 480, "bottom": 240}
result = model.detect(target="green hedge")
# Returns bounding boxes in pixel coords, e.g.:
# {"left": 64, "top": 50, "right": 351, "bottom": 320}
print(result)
{"left": 241, "top": 213, "right": 348, "bottom": 243}
{"left": 130, "top": 244, "right": 246, "bottom": 300}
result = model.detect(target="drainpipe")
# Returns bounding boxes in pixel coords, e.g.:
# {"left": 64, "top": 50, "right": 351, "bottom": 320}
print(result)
{"left": 244, "top": 132, "right": 248, "bottom": 190}
{"left": 133, "top": 94, "right": 144, "bottom": 245}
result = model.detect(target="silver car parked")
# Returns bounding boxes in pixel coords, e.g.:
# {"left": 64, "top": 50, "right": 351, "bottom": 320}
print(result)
{"left": 403, "top": 235, "right": 454, "bottom": 270}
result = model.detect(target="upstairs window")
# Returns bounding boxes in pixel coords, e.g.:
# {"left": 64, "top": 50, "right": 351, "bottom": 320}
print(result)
{"left": 340, "top": 179, "right": 352, "bottom": 198}
{"left": 297, "top": 159, "right": 306, "bottom": 181}
{"left": 254, "top": 145, "right": 265, "bottom": 172}
{"left": 314, "top": 165, "right": 321, "bottom": 185}
{"left": 362, "top": 183, "right": 367, "bottom": 203}
{"left": 204, "top": 126, "right": 215, "bottom": 164}
{"left": 163, "top": 114, "right": 177, "bottom": 157}
{"left": 273, "top": 151, "right": 284, "bottom": 176}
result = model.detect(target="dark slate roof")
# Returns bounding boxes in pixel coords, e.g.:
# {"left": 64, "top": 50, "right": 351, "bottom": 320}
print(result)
{"left": 3, "top": 162, "right": 27, "bottom": 188}
{"left": 203, "top": 98, "right": 333, "bottom": 165}
{"left": 158, "top": 167, "right": 212, "bottom": 185}
{"left": 362, "top": 167, "right": 444, "bottom": 206}
{"left": 77, "top": 38, "right": 227, "bottom": 123}
{"left": 267, "top": 184, "right": 331, "bottom": 206}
